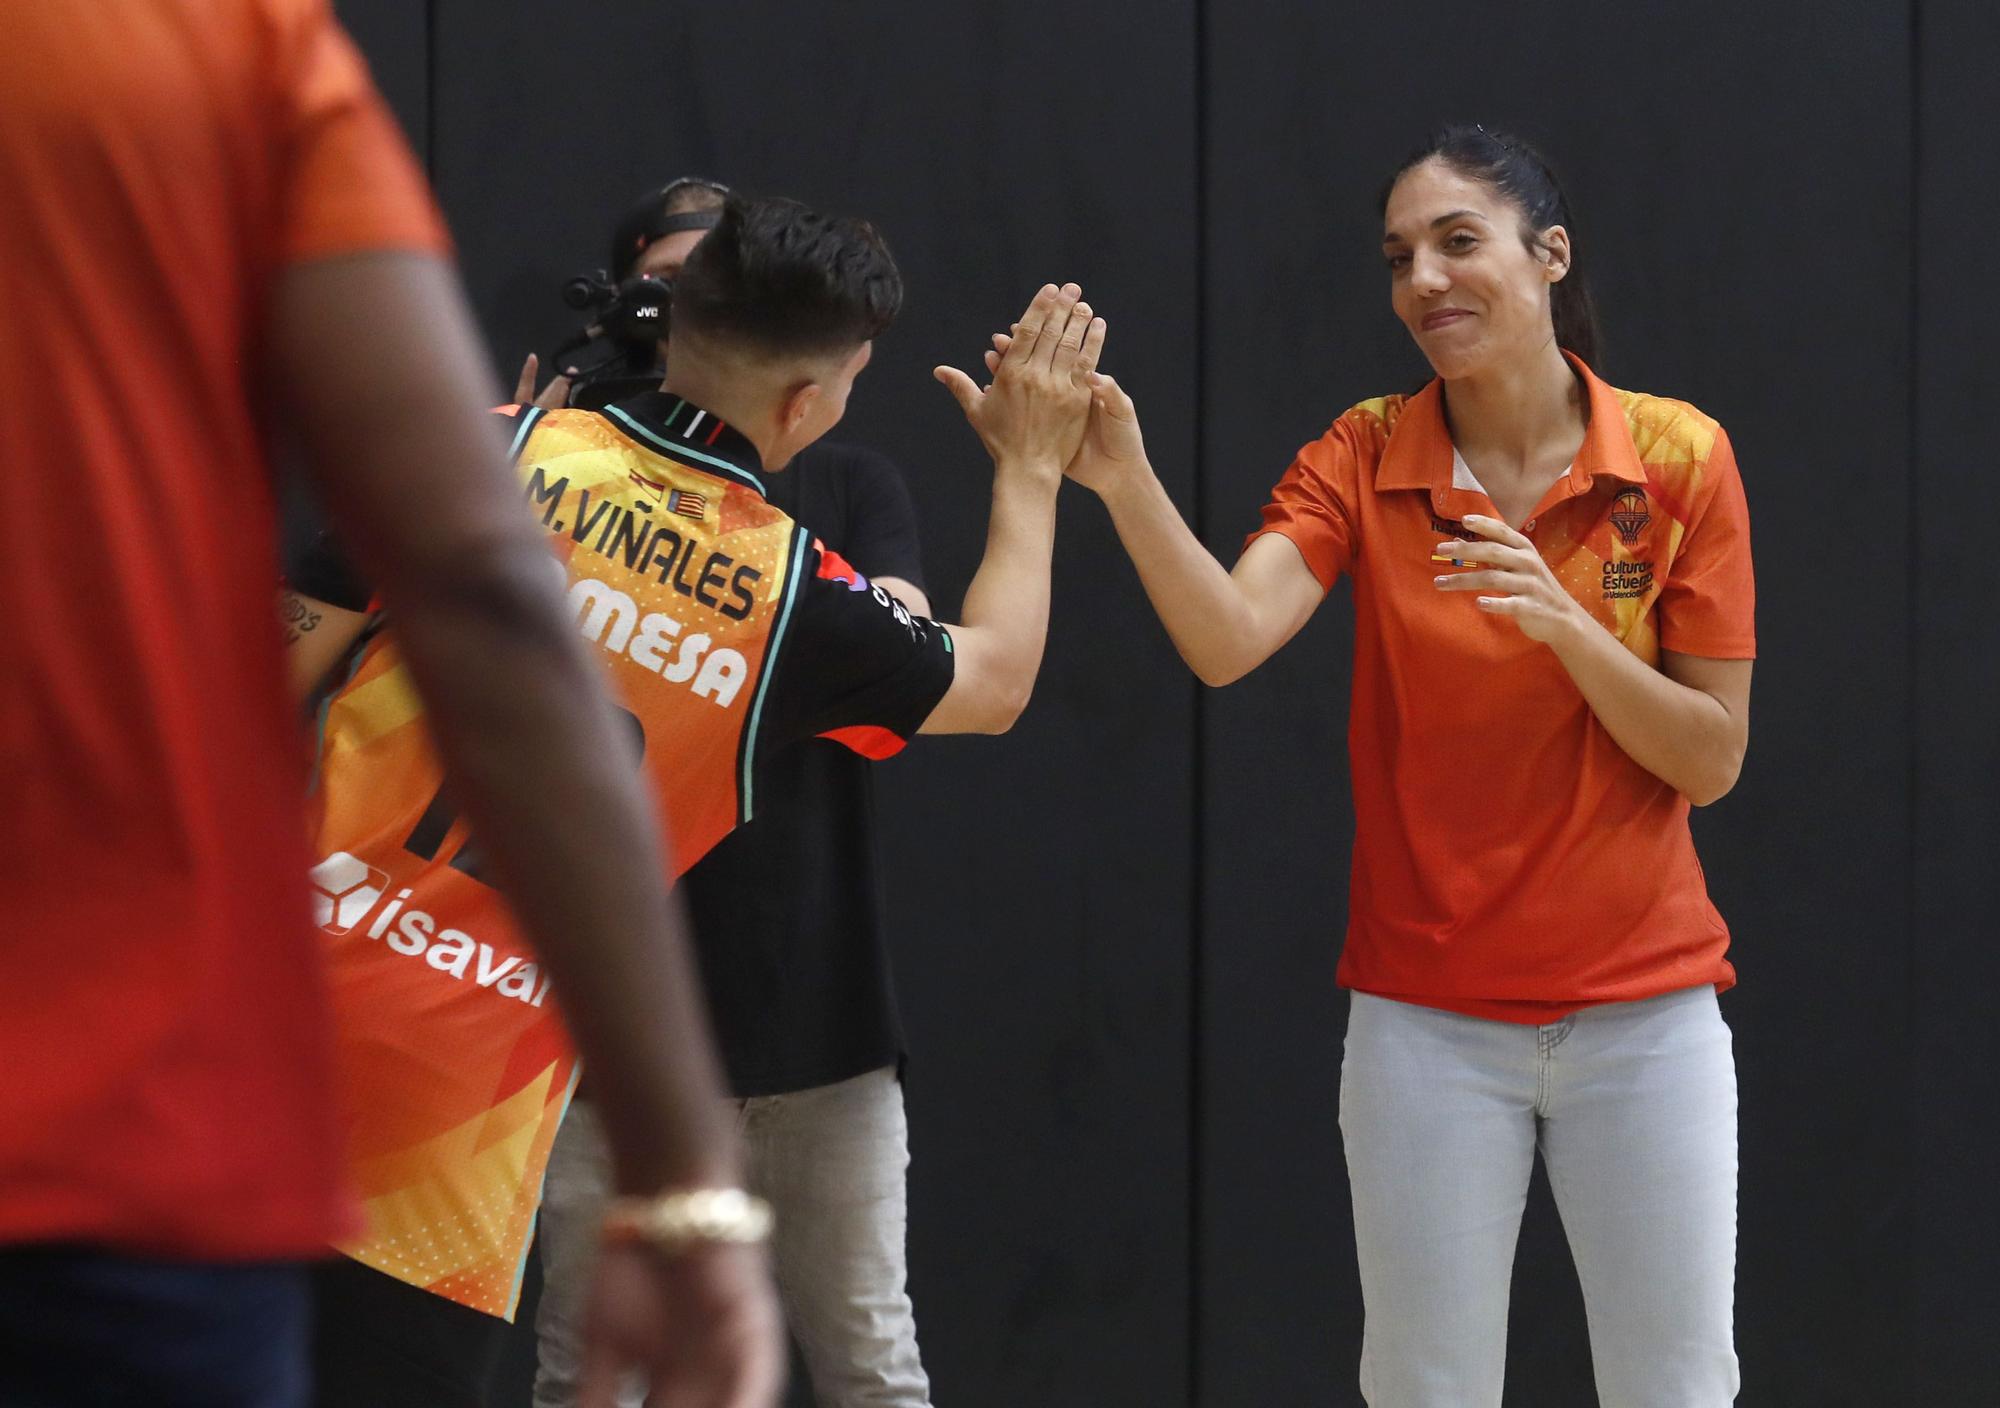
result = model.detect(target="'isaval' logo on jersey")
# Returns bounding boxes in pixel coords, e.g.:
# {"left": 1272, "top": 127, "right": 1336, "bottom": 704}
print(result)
{"left": 310, "top": 852, "right": 388, "bottom": 934}
{"left": 312, "top": 855, "right": 553, "bottom": 1007}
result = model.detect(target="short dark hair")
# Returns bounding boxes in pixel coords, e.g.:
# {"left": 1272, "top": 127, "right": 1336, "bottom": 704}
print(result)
{"left": 1382, "top": 124, "right": 1603, "bottom": 369}
{"left": 610, "top": 177, "right": 730, "bottom": 281}
{"left": 669, "top": 194, "right": 902, "bottom": 360}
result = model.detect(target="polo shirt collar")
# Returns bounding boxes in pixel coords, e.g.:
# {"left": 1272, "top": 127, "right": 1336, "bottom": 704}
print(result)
{"left": 600, "top": 390, "right": 767, "bottom": 498}
{"left": 1373, "top": 352, "right": 1646, "bottom": 494}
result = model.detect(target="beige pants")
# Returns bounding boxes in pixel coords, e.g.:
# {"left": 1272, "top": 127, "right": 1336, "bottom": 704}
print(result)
{"left": 533, "top": 1067, "right": 932, "bottom": 1408}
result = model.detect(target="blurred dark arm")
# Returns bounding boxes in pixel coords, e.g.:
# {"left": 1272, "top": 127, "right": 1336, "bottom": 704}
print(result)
{"left": 266, "top": 249, "right": 735, "bottom": 1194}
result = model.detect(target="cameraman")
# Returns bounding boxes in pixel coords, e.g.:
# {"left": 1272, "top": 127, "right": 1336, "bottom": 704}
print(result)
{"left": 531, "top": 180, "right": 937, "bottom": 1408}
{"left": 516, "top": 177, "right": 744, "bottom": 414}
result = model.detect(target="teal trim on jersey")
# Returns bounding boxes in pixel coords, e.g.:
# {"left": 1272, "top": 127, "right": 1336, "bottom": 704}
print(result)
{"left": 603, "top": 404, "right": 766, "bottom": 496}
{"left": 740, "top": 528, "right": 810, "bottom": 821}
{"left": 304, "top": 626, "right": 382, "bottom": 799}
{"left": 505, "top": 405, "right": 546, "bottom": 462}
{"left": 507, "top": 1060, "right": 583, "bottom": 1319}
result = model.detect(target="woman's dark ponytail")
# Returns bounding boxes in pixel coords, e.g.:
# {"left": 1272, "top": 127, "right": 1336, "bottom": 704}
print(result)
{"left": 1381, "top": 124, "right": 1602, "bottom": 370}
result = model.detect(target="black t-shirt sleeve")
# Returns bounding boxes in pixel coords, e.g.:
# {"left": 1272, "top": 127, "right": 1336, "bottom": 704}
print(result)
{"left": 756, "top": 534, "right": 954, "bottom": 759}
{"left": 827, "top": 445, "right": 927, "bottom": 591}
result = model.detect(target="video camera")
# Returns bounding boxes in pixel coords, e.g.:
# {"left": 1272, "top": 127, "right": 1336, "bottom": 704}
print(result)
{"left": 546, "top": 176, "right": 731, "bottom": 411}
{"left": 548, "top": 271, "right": 674, "bottom": 411}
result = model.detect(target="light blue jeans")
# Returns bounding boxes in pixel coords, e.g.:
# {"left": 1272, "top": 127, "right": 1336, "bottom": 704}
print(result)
{"left": 534, "top": 1068, "right": 931, "bottom": 1408}
{"left": 1339, "top": 986, "right": 1739, "bottom": 1407}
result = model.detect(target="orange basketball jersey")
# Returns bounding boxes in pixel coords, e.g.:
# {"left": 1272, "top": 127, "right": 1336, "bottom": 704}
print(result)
{"left": 297, "top": 393, "right": 953, "bottom": 1316}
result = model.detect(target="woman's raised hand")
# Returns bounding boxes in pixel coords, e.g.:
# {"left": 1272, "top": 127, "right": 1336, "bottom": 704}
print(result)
{"left": 985, "top": 332, "right": 1147, "bottom": 500}
{"left": 935, "top": 283, "right": 1105, "bottom": 480}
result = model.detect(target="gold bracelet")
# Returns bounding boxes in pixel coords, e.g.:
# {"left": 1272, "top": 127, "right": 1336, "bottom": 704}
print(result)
{"left": 601, "top": 1188, "right": 774, "bottom": 1253}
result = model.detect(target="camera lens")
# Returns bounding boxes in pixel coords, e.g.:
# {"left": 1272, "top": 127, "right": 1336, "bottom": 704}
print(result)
{"left": 562, "top": 275, "right": 608, "bottom": 311}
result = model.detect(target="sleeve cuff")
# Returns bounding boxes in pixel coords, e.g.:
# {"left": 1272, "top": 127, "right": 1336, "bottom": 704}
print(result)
{"left": 1658, "top": 633, "right": 1758, "bottom": 660}
{"left": 1243, "top": 526, "right": 1338, "bottom": 594}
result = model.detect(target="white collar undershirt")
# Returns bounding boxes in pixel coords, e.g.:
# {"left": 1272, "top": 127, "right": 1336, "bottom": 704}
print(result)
{"left": 1450, "top": 445, "right": 1575, "bottom": 496}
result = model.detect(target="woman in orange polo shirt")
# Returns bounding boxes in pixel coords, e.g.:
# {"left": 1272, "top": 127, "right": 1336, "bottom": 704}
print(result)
{"left": 1018, "top": 126, "right": 1754, "bottom": 1403}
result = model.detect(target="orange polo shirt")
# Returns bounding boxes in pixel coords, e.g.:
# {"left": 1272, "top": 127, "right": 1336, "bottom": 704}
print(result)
{"left": 1250, "top": 355, "right": 1755, "bottom": 1023}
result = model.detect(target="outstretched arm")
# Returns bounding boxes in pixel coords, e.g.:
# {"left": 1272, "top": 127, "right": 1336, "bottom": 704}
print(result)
{"left": 987, "top": 343, "right": 1324, "bottom": 686}
{"left": 1092, "top": 448, "right": 1323, "bottom": 688}
{"left": 920, "top": 282, "right": 1103, "bottom": 733}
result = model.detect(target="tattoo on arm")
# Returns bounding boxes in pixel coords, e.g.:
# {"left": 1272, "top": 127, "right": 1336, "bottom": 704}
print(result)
{"left": 280, "top": 590, "right": 323, "bottom": 647}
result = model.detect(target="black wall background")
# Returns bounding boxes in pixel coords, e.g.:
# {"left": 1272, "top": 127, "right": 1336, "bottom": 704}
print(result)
{"left": 335, "top": 3, "right": 1997, "bottom": 1403}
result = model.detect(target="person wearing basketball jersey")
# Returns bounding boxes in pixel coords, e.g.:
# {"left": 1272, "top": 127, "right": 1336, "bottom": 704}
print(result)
{"left": 507, "top": 173, "right": 950, "bottom": 1408}
{"left": 1022, "top": 126, "right": 1754, "bottom": 1404}
{"left": 284, "top": 196, "right": 1104, "bottom": 1406}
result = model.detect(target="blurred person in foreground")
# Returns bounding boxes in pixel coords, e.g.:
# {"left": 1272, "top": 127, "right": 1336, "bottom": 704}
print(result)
{"left": 283, "top": 195, "right": 1103, "bottom": 1406}
{"left": 0, "top": 3, "right": 779, "bottom": 1405}
{"left": 520, "top": 179, "right": 942, "bottom": 1408}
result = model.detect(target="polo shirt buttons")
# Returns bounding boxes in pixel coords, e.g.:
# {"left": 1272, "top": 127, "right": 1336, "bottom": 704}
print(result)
{"left": 1524, "top": 518, "right": 1538, "bottom": 531}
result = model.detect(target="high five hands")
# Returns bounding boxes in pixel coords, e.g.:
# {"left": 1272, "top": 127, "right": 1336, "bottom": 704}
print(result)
{"left": 983, "top": 317, "right": 1147, "bottom": 500}
{"left": 936, "top": 283, "right": 1105, "bottom": 479}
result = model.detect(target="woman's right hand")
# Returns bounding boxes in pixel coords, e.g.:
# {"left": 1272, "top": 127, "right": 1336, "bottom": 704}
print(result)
{"left": 985, "top": 336, "right": 1148, "bottom": 499}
